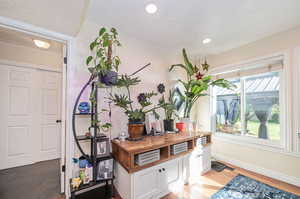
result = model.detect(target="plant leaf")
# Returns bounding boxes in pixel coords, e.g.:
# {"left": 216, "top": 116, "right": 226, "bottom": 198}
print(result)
{"left": 90, "top": 41, "right": 97, "bottom": 51}
{"left": 86, "top": 56, "right": 93, "bottom": 65}
{"left": 182, "top": 48, "right": 195, "bottom": 75}
{"left": 99, "top": 27, "right": 106, "bottom": 36}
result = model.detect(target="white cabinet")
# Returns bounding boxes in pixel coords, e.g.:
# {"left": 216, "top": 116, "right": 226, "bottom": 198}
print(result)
{"left": 156, "top": 158, "right": 182, "bottom": 198}
{"left": 190, "top": 145, "right": 211, "bottom": 180}
{"left": 133, "top": 165, "right": 161, "bottom": 199}
{"left": 115, "top": 146, "right": 211, "bottom": 199}
{"left": 115, "top": 156, "right": 185, "bottom": 199}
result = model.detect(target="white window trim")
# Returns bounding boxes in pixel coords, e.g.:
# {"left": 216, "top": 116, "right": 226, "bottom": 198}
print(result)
{"left": 210, "top": 51, "right": 295, "bottom": 155}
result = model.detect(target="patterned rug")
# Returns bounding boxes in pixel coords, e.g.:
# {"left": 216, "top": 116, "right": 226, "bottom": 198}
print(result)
{"left": 211, "top": 174, "right": 300, "bottom": 199}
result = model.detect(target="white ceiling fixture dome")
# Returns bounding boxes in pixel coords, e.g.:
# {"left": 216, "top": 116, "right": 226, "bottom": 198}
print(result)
{"left": 145, "top": 3, "right": 157, "bottom": 14}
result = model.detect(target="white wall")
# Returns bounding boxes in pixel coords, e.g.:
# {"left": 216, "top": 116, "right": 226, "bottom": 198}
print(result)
{"left": 196, "top": 26, "right": 300, "bottom": 182}
{"left": 0, "top": 40, "right": 62, "bottom": 68}
{"left": 70, "top": 19, "right": 169, "bottom": 157}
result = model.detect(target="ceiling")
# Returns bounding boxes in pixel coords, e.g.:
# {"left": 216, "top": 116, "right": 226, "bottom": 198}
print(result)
{"left": 0, "top": 27, "right": 63, "bottom": 53}
{"left": 0, "top": 0, "right": 300, "bottom": 56}
{"left": 86, "top": 0, "right": 300, "bottom": 56}
{"left": 0, "top": 0, "right": 88, "bottom": 36}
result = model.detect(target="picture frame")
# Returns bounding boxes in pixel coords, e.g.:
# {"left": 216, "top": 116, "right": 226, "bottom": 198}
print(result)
{"left": 145, "top": 112, "right": 164, "bottom": 135}
{"left": 96, "top": 158, "right": 114, "bottom": 180}
{"left": 95, "top": 136, "right": 110, "bottom": 158}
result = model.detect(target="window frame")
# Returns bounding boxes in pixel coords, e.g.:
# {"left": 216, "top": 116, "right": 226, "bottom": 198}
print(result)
{"left": 210, "top": 53, "right": 291, "bottom": 151}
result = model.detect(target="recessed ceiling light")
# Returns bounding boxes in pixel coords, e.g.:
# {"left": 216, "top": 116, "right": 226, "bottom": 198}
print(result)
{"left": 33, "top": 39, "right": 50, "bottom": 49}
{"left": 202, "top": 38, "right": 212, "bottom": 44}
{"left": 145, "top": 3, "right": 157, "bottom": 14}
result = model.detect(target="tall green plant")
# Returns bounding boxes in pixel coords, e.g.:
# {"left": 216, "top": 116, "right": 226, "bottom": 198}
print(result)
{"left": 86, "top": 27, "right": 121, "bottom": 76}
{"left": 170, "top": 48, "right": 235, "bottom": 118}
{"left": 157, "top": 84, "right": 177, "bottom": 120}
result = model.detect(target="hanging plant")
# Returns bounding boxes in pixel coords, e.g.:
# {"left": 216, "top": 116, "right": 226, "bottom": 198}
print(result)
{"left": 86, "top": 27, "right": 121, "bottom": 86}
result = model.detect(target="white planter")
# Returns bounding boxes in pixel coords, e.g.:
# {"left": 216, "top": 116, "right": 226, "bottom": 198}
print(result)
{"left": 181, "top": 118, "right": 194, "bottom": 132}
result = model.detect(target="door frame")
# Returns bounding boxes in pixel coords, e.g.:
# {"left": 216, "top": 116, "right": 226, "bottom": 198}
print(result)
{"left": 0, "top": 16, "right": 75, "bottom": 197}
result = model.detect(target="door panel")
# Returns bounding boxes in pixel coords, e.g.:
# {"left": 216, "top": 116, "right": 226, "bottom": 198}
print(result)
{"left": 160, "top": 159, "right": 181, "bottom": 195}
{"left": 37, "top": 70, "right": 61, "bottom": 162}
{"left": 0, "top": 65, "right": 35, "bottom": 169}
{"left": 0, "top": 64, "right": 62, "bottom": 169}
{"left": 134, "top": 166, "right": 160, "bottom": 199}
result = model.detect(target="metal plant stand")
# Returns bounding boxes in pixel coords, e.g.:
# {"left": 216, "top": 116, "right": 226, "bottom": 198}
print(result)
{"left": 71, "top": 74, "right": 114, "bottom": 199}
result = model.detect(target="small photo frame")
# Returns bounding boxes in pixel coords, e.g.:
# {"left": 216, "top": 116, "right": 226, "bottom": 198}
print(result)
{"left": 97, "top": 159, "right": 114, "bottom": 180}
{"left": 145, "top": 113, "right": 164, "bottom": 135}
{"left": 95, "top": 137, "right": 110, "bottom": 158}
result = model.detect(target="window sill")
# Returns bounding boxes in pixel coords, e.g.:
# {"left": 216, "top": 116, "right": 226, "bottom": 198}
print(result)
{"left": 213, "top": 131, "right": 283, "bottom": 149}
{"left": 213, "top": 132, "right": 300, "bottom": 157}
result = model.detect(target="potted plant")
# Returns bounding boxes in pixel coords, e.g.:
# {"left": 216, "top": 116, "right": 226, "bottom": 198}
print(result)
{"left": 86, "top": 27, "right": 121, "bottom": 86}
{"left": 157, "top": 83, "right": 177, "bottom": 131}
{"left": 170, "top": 48, "right": 236, "bottom": 130}
{"left": 110, "top": 75, "right": 162, "bottom": 139}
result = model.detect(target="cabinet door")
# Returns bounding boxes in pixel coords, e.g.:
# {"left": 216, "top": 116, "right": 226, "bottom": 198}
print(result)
{"left": 133, "top": 166, "right": 161, "bottom": 199}
{"left": 159, "top": 158, "right": 181, "bottom": 197}
{"left": 190, "top": 146, "right": 211, "bottom": 179}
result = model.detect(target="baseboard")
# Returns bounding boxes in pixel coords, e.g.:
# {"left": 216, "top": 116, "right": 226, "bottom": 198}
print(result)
{"left": 212, "top": 153, "right": 300, "bottom": 187}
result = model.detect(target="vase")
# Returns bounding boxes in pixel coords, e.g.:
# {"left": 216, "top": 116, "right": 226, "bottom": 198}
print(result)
{"left": 128, "top": 122, "right": 144, "bottom": 140}
{"left": 99, "top": 71, "right": 118, "bottom": 86}
{"left": 181, "top": 118, "right": 193, "bottom": 132}
{"left": 163, "top": 119, "right": 174, "bottom": 132}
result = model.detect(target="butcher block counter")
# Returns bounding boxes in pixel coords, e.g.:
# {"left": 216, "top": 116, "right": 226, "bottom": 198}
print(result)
{"left": 111, "top": 131, "right": 211, "bottom": 173}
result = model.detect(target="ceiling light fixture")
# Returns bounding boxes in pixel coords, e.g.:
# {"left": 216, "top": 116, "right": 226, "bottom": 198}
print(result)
{"left": 33, "top": 39, "right": 50, "bottom": 49}
{"left": 202, "top": 38, "right": 212, "bottom": 44}
{"left": 145, "top": 3, "right": 157, "bottom": 14}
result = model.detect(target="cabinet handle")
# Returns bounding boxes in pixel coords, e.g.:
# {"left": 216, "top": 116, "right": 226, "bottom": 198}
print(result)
{"left": 162, "top": 168, "right": 165, "bottom": 171}
{"left": 159, "top": 169, "right": 162, "bottom": 172}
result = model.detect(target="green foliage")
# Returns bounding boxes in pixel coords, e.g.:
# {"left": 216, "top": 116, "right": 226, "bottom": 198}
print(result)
{"left": 159, "top": 90, "right": 177, "bottom": 120}
{"left": 110, "top": 77, "right": 162, "bottom": 122}
{"left": 169, "top": 48, "right": 236, "bottom": 118}
{"left": 86, "top": 27, "right": 122, "bottom": 76}
{"left": 116, "top": 75, "right": 141, "bottom": 88}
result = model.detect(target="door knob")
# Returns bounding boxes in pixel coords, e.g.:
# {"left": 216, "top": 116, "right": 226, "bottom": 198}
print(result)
{"left": 162, "top": 168, "right": 165, "bottom": 171}
{"left": 158, "top": 169, "right": 162, "bottom": 172}
{"left": 56, "top": 120, "right": 62, "bottom": 123}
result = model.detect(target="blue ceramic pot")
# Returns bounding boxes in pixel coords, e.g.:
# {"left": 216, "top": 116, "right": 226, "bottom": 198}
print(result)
{"left": 100, "top": 71, "right": 118, "bottom": 86}
{"left": 78, "top": 102, "right": 90, "bottom": 114}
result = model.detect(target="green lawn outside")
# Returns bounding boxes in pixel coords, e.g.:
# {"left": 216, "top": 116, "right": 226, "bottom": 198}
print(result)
{"left": 246, "top": 120, "right": 280, "bottom": 140}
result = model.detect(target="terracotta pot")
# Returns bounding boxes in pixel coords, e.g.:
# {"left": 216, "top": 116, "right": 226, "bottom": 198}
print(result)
{"left": 128, "top": 123, "right": 145, "bottom": 139}
{"left": 176, "top": 122, "right": 185, "bottom": 132}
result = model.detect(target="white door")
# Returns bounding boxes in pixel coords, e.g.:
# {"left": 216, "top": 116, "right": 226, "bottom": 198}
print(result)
{"left": 133, "top": 166, "right": 161, "bottom": 199}
{"left": 35, "top": 70, "right": 61, "bottom": 161}
{"left": 0, "top": 65, "right": 36, "bottom": 169}
{"left": 0, "top": 64, "right": 62, "bottom": 170}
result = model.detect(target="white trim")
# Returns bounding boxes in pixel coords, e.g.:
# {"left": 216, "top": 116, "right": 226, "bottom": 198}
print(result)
{"left": 0, "top": 16, "right": 75, "bottom": 198}
{"left": 0, "top": 16, "right": 72, "bottom": 43}
{"left": 209, "top": 51, "right": 295, "bottom": 153}
{"left": 213, "top": 134, "right": 300, "bottom": 158}
{"left": 292, "top": 47, "right": 300, "bottom": 153}
{"left": 209, "top": 52, "right": 285, "bottom": 75}
{"left": 0, "top": 58, "right": 62, "bottom": 73}
{"left": 213, "top": 152, "right": 300, "bottom": 187}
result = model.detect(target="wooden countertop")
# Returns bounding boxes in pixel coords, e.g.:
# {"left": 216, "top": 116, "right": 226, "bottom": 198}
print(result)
{"left": 112, "top": 131, "right": 211, "bottom": 154}
{"left": 111, "top": 131, "right": 212, "bottom": 173}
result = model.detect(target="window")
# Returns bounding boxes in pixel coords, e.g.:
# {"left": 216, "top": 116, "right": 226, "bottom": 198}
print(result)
{"left": 212, "top": 57, "right": 283, "bottom": 144}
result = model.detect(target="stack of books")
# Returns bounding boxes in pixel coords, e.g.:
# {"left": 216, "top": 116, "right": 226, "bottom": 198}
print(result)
{"left": 196, "top": 136, "right": 208, "bottom": 147}
{"left": 135, "top": 149, "right": 160, "bottom": 166}
{"left": 171, "top": 142, "right": 188, "bottom": 155}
